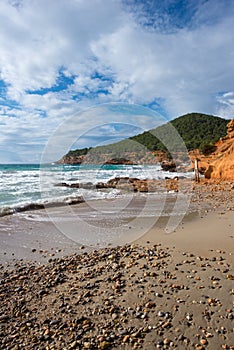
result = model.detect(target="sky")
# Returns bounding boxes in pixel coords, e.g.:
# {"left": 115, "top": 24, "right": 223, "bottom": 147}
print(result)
{"left": 0, "top": 0, "right": 234, "bottom": 163}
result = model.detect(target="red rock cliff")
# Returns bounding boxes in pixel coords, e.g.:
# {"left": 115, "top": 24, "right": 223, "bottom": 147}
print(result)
{"left": 204, "top": 119, "right": 234, "bottom": 180}
{"left": 189, "top": 119, "right": 234, "bottom": 180}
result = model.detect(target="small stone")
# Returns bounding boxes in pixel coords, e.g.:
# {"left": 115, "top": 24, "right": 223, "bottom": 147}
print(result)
{"left": 145, "top": 301, "right": 156, "bottom": 308}
{"left": 200, "top": 338, "right": 208, "bottom": 345}
{"left": 158, "top": 311, "right": 165, "bottom": 317}
{"left": 186, "top": 313, "right": 193, "bottom": 321}
{"left": 112, "top": 313, "right": 118, "bottom": 320}
{"left": 157, "top": 340, "right": 164, "bottom": 346}
{"left": 122, "top": 335, "right": 130, "bottom": 343}
{"left": 44, "top": 329, "right": 50, "bottom": 336}
{"left": 99, "top": 341, "right": 111, "bottom": 349}
{"left": 178, "top": 334, "right": 185, "bottom": 341}
{"left": 205, "top": 332, "right": 213, "bottom": 338}
{"left": 70, "top": 341, "right": 77, "bottom": 349}
{"left": 50, "top": 320, "right": 59, "bottom": 326}
{"left": 162, "top": 321, "right": 171, "bottom": 329}
{"left": 83, "top": 319, "right": 91, "bottom": 325}
{"left": 163, "top": 338, "right": 170, "bottom": 345}
{"left": 226, "top": 274, "right": 234, "bottom": 280}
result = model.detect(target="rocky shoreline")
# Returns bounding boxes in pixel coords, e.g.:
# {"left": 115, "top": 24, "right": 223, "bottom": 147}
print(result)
{"left": 55, "top": 176, "right": 183, "bottom": 193}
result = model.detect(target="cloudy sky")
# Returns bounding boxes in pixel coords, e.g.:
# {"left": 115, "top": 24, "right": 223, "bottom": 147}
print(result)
{"left": 0, "top": 0, "right": 234, "bottom": 163}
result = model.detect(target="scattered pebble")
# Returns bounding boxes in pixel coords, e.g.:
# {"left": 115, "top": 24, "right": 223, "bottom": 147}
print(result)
{"left": 0, "top": 218, "right": 233, "bottom": 349}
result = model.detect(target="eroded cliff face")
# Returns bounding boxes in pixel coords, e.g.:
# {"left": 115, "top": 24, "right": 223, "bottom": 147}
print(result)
{"left": 190, "top": 119, "right": 234, "bottom": 180}
{"left": 206, "top": 119, "right": 234, "bottom": 180}
{"left": 58, "top": 151, "right": 168, "bottom": 165}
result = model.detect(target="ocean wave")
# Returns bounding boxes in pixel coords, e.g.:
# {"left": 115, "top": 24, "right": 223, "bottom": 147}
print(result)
{"left": 1, "top": 164, "right": 194, "bottom": 216}
{"left": 0, "top": 187, "right": 123, "bottom": 218}
{"left": 0, "top": 196, "right": 85, "bottom": 218}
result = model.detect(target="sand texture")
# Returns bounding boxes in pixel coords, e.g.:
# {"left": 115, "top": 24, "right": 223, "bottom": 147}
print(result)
{"left": 0, "top": 179, "right": 233, "bottom": 349}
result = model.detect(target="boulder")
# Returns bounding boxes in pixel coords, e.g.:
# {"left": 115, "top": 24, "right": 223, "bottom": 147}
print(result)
{"left": 161, "top": 161, "right": 176, "bottom": 172}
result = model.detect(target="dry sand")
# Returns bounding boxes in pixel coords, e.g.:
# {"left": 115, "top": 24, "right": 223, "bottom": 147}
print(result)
{"left": 137, "top": 210, "right": 234, "bottom": 257}
{"left": 0, "top": 179, "right": 233, "bottom": 349}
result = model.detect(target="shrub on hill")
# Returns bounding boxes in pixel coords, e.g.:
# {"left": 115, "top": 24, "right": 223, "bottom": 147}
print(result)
{"left": 131, "top": 113, "right": 229, "bottom": 152}
{"left": 61, "top": 113, "right": 229, "bottom": 161}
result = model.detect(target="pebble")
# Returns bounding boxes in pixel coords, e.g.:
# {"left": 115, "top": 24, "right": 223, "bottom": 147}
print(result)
{"left": 158, "top": 311, "right": 165, "bottom": 317}
{"left": 163, "top": 338, "right": 171, "bottom": 345}
{"left": 0, "top": 237, "right": 233, "bottom": 350}
{"left": 200, "top": 338, "right": 208, "bottom": 345}
{"left": 122, "top": 335, "right": 130, "bottom": 343}
{"left": 145, "top": 301, "right": 156, "bottom": 308}
{"left": 226, "top": 274, "right": 234, "bottom": 280}
{"left": 83, "top": 342, "right": 91, "bottom": 348}
{"left": 70, "top": 341, "right": 77, "bottom": 349}
{"left": 99, "top": 341, "right": 111, "bottom": 349}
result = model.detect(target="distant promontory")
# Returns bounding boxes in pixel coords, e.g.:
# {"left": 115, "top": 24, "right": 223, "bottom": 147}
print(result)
{"left": 58, "top": 113, "right": 229, "bottom": 168}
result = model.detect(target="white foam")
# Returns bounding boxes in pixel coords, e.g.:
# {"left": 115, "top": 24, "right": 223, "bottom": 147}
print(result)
{"left": 1, "top": 164, "right": 193, "bottom": 215}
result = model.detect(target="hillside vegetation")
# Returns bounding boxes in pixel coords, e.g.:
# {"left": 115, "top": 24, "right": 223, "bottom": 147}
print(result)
{"left": 130, "top": 113, "right": 229, "bottom": 152}
{"left": 61, "top": 113, "right": 229, "bottom": 162}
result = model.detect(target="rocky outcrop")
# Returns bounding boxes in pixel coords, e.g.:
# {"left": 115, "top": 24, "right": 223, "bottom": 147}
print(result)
{"left": 190, "top": 119, "right": 234, "bottom": 180}
{"left": 205, "top": 119, "right": 234, "bottom": 180}
{"left": 58, "top": 151, "right": 169, "bottom": 166}
{"left": 58, "top": 155, "right": 84, "bottom": 165}
{"left": 56, "top": 176, "right": 181, "bottom": 193}
{"left": 104, "top": 158, "right": 135, "bottom": 165}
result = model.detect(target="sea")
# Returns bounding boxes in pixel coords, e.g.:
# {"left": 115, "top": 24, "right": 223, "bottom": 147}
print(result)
{"left": 0, "top": 163, "right": 193, "bottom": 217}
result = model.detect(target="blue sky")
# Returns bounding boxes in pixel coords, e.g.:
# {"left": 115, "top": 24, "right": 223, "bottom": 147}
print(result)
{"left": 0, "top": 0, "right": 234, "bottom": 163}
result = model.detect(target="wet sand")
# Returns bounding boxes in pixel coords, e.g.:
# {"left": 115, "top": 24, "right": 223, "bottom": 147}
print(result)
{"left": 0, "top": 192, "right": 192, "bottom": 263}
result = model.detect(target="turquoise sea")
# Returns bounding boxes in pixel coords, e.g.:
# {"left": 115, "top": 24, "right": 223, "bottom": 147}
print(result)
{"left": 0, "top": 163, "right": 192, "bottom": 216}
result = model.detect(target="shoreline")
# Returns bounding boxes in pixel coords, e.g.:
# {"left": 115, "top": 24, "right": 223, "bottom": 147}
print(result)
{"left": 0, "top": 179, "right": 233, "bottom": 349}
{"left": 0, "top": 191, "right": 192, "bottom": 264}
{"left": 0, "top": 179, "right": 233, "bottom": 264}
{"left": 0, "top": 176, "right": 191, "bottom": 219}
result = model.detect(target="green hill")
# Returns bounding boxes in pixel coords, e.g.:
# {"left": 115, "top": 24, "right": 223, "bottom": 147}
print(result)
{"left": 131, "top": 113, "right": 229, "bottom": 152}
{"left": 61, "top": 113, "right": 229, "bottom": 162}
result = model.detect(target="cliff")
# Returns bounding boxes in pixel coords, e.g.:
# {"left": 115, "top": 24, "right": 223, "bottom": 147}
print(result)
{"left": 190, "top": 119, "right": 234, "bottom": 180}
{"left": 57, "top": 150, "right": 168, "bottom": 165}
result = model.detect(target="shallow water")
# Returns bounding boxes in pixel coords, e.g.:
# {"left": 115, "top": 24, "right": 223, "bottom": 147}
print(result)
{"left": 0, "top": 192, "right": 193, "bottom": 263}
{"left": 0, "top": 163, "right": 193, "bottom": 216}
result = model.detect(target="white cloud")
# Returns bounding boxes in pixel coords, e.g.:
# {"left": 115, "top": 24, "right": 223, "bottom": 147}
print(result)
{"left": 0, "top": 0, "right": 234, "bottom": 162}
{"left": 91, "top": 12, "right": 234, "bottom": 117}
{"left": 0, "top": 0, "right": 126, "bottom": 94}
{"left": 216, "top": 91, "right": 234, "bottom": 119}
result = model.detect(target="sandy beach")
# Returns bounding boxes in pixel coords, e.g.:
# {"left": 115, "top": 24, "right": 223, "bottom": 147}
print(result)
{"left": 0, "top": 179, "right": 233, "bottom": 349}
